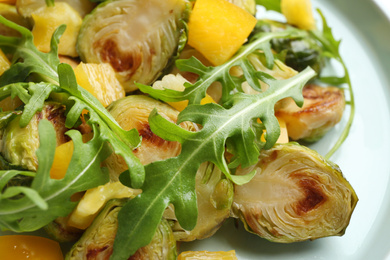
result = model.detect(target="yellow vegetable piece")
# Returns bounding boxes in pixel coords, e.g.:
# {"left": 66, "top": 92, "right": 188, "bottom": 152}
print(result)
{"left": 74, "top": 62, "right": 125, "bottom": 107}
{"left": 188, "top": 0, "right": 257, "bottom": 66}
{"left": 153, "top": 74, "right": 216, "bottom": 111}
{"left": 277, "top": 117, "right": 289, "bottom": 143}
{"left": 68, "top": 182, "right": 141, "bottom": 230}
{"left": 31, "top": 2, "right": 82, "bottom": 57}
{"left": 178, "top": 250, "right": 238, "bottom": 260}
{"left": 49, "top": 140, "right": 74, "bottom": 180}
{"left": 0, "top": 48, "right": 10, "bottom": 75}
{"left": 259, "top": 117, "right": 289, "bottom": 144}
{"left": 281, "top": 0, "right": 316, "bottom": 30}
{"left": 0, "top": 235, "right": 63, "bottom": 260}
{"left": 49, "top": 133, "right": 92, "bottom": 180}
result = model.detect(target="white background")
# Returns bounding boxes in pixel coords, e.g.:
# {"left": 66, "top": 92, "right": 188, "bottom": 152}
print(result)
{"left": 374, "top": 0, "right": 390, "bottom": 18}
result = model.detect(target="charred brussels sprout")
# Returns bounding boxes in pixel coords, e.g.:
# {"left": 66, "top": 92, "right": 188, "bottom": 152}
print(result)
{"left": 66, "top": 199, "right": 177, "bottom": 260}
{"left": 275, "top": 84, "right": 345, "bottom": 142}
{"left": 104, "top": 95, "right": 196, "bottom": 180}
{"left": 0, "top": 102, "right": 69, "bottom": 171}
{"left": 232, "top": 143, "right": 358, "bottom": 243}
{"left": 77, "top": 0, "right": 189, "bottom": 92}
{"left": 253, "top": 20, "right": 324, "bottom": 73}
{"left": 44, "top": 216, "right": 84, "bottom": 243}
{"left": 164, "top": 162, "right": 233, "bottom": 241}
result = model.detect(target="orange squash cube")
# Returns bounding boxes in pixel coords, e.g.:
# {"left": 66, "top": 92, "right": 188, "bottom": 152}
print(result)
{"left": 188, "top": 0, "right": 257, "bottom": 66}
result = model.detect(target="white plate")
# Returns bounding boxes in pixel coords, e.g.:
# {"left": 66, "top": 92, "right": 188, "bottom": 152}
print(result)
{"left": 180, "top": 0, "right": 390, "bottom": 259}
{"left": 2, "top": 0, "right": 390, "bottom": 259}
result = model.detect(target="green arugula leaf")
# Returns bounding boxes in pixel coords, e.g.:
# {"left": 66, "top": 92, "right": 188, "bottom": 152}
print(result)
{"left": 0, "top": 119, "right": 110, "bottom": 232}
{"left": 111, "top": 67, "right": 316, "bottom": 259}
{"left": 310, "top": 9, "right": 355, "bottom": 159}
{"left": 137, "top": 29, "right": 305, "bottom": 105}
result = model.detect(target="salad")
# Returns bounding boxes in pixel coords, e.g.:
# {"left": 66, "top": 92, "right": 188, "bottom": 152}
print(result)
{"left": 0, "top": 0, "right": 358, "bottom": 259}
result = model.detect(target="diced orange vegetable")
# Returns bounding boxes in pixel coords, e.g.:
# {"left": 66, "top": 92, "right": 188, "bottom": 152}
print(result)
{"left": 0, "top": 235, "right": 63, "bottom": 260}
{"left": 50, "top": 133, "right": 93, "bottom": 179}
{"left": 49, "top": 140, "right": 74, "bottom": 180}
{"left": 178, "top": 250, "right": 238, "bottom": 260}
{"left": 188, "top": 0, "right": 257, "bottom": 66}
{"left": 259, "top": 117, "right": 289, "bottom": 144}
{"left": 31, "top": 2, "right": 82, "bottom": 57}
{"left": 74, "top": 62, "right": 125, "bottom": 107}
{"left": 281, "top": 0, "right": 316, "bottom": 30}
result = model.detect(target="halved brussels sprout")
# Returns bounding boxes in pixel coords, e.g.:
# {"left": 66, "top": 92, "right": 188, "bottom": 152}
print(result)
{"left": 66, "top": 199, "right": 177, "bottom": 260}
{"left": 44, "top": 216, "right": 84, "bottom": 243}
{"left": 77, "top": 0, "right": 189, "bottom": 92}
{"left": 232, "top": 143, "right": 358, "bottom": 243}
{"left": 275, "top": 84, "right": 345, "bottom": 142}
{"left": 0, "top": 102, "right": 69, "bottom": 171}
{"left": 164, "top": 162, "right": 233, "bottom": 241}
{"left": 103, "top": 95, "right": 197, "bottom": 180}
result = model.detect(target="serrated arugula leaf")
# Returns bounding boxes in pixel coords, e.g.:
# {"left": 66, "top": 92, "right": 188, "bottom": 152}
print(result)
{"left": 310, "top": 9, "right": 355, "bottom": 158}
{"left": 0, "top": 16, "right": 62, "bottom": 85}
{"left": 0, "top": 120, "right": 110, "bottom": 232}
{"left": 137, "top": 29, "right": 305, "bottom": 105}
{"left": 57, "top": 63, "right": 144, "bottom": 187}
{"left": 111, "top": 67, "right": 316, "bottom": 259}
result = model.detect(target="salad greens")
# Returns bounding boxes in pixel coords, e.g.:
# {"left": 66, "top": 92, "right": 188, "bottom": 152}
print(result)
{"left": 310, "top": 10, "right": 355, "bottom": 159}
{"left": 113, "top": 67, "right": 314, "bottom": 259}
{"left": 0, "top": 1, "right": 354, "bottom": 259}
{"left": 0, "top": 16, "right": 144, "bottom": 188}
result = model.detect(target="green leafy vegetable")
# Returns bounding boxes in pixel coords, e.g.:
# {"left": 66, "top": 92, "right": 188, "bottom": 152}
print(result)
{"left": 138, "top": 29, "right": 306, "bottom": 105}
{"left": 112, "top": 67, "right": 316, "bottom": 259}
{"left": 0, "top": 119, "right": 110, "bottom": 232}
{"left": 0, "top": 16, "right": 144, "bottom": 187}
{"left": 310, "top": 9, "right": 355, "bottom": 158}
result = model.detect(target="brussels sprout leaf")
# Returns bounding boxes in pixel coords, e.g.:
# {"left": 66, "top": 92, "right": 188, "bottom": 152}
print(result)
{"left": 0, "top": 120, "right": 110, "bottom": 232}
{"left": 112, "top": 67, "right": 316, "bottom": 259}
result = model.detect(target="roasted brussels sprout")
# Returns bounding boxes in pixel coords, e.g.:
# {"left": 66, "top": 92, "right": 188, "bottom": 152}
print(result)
{"left": 44, "top": 216, "right": 84, "bottom": 243}
{"left": 103, "top": 95, "right": 196, "bottom": 180}
{"left": 0, "top": 102, "right": 69, "bottom": 171}
{"left": 253, "top": 20, "right": 324, "bottom": 73}
{"left": 275, "top": 84, "right": 345, "bottom": 142}
{"left": 77, "top": 0, "right": 189, "bottom": 92}
{"left": 66, "top": 199, "right": 177, "bottom": 260}
{"left": 232, "top": 143, "right": 358, "bottom": 243}
{"left": 164, "top": 162, "right": 233, "bottom": 241}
